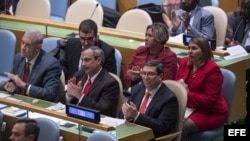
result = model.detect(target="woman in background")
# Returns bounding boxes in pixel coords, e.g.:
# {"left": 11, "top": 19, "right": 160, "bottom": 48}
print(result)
{"left": 176, "top": 36, "right": 228, "bottom": 141}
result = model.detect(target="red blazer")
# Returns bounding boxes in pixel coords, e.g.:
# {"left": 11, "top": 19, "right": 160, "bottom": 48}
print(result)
{"left": 124, "top": 46, "right": 177, "bottom": 86}
{"left": 176, "top": 57, "right": 228, "bottom": 115}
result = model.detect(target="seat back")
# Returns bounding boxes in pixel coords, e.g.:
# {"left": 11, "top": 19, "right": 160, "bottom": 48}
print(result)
{"left": 35, "top": 117, "right": 60, "bottom": 141}
{"left": 0, "top": 29, "right": 16, "bottom": 75}
{"left": 162, "top": 80, "right": 187, "bottom": 141}
{"left": 42, "top": 37, "right": 61, "bottom": 53}
{"left": 65, "top": 0, "right": 104, "bottom": 26}
{"left": 116, "top": 9, "right": 152, "bottom": 33}
{"left": 203, "top": 6, "right": 227, "bottom": 47}
{"left": 49, "top": 0, "right": 69, "bottom": 21}
{"left": 16, "top": 0, "right": 51, "bottom": 20}
{"left": 97, "top": 0, "right": 117, "bottom": 10}
{"left": 137, "top": 0, "right": 162, "bottom": 6}
{"left": 87, "top": 132, "right": 118, "bottom": 141}
{"left": 114, "top": 49, "right": 122, "bottom": 77}
{"left": 108, "top": 72, "right": 124, "bottom": 117}
{"left": 0, "top": 29, "right": 16, "bottom": 89}
{"left": 220, "top": 68, "right": 236, "bottom": 123}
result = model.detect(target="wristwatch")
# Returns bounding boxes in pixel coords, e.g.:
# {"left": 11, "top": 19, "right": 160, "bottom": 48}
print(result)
{"left": 25, "top": 83, "right": 29, "bottom": 89}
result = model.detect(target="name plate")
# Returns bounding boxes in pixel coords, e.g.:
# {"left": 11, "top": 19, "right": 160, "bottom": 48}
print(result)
{"left": 66, "top": 104, "right": 100, "bottom": 123}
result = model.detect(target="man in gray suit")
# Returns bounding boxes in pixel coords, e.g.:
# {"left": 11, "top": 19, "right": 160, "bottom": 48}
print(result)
{"left": 169, "top": 0, "right": 215, "bottom": 39}
{"left": 66, "top": 46, "right": 120, "bottom": 117}
{"left": 4, "top": 30, "right": 61, "bottom": 102}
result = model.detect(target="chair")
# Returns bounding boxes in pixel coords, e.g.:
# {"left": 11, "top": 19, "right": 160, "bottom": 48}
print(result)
{"left": 155, "top": 80, "right": 187, "bottom": 141}
{"left": 203, "top": 6, "right": 227, "bottom": 47}
{"left": 0, "top": 29, "right": 16, "bottom": 90}
{"left": 116, "top": 9, "right": 153, "bottom": 34}
{"left": 108, "top": 72, "right": 124, "bottom": 117}
{"left": 35, "top": 117, "right": 61, "bottom": 141}
{"left": 65, "top": 0, "right": 104, "bottom": 26}
{"left": 42, "top": 37, "right": 61, "bottom": 53}
{"left": 49, "top": 0, "right": 69, "bottom": 21}
{"left": 189, "top": 68, "right": 236, "bottom": 141}
{"left": 137, "top": 0, "right": 162, "bottom": 6}
{"left": 15, "top": 0, "right": 51, "bottom": 20}
{"left": 87, "top": 132, "right": 118, "bottom": 141}
{"left": 97, "top": 0, "right": 117, "bottom": 10}
{"left": 114, "top": 49, "right": 122, "bottom": 77}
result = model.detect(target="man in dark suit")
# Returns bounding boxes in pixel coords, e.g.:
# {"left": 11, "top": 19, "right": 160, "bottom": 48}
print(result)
{"left": 4, "top": 30, "right": 61, "bottom": 102}
{"left": 9, "top": 118, "right": 39, "bottom": 141}
{"left": 61, "top": 19, "right": 116, "bottom": 81}
{"left": 120, "top": 60, "right": 178, "bottom": 138}
{"left": 66, "top": 46, "right": 119, "bottom": 117}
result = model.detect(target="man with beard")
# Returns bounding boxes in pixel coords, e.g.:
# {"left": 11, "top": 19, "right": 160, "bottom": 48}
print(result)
{"left": 168, "top": 0, "right": 215, "bottom": 39}
{"left": 225, "top": 0, "right": 250, "bottom": 124}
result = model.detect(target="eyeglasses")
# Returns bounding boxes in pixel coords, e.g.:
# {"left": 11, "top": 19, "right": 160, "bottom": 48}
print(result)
{"left": 140, "top": 71, "right": 158, "bottom": 78}
{"left": 80, "top": 36, "right": 95, "bottom": 42}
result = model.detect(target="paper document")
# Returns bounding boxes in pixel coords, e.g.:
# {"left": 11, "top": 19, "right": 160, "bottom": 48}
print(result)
{"left": 2, "top": 106, "right": 27, "bottom": 117}
{"left": 46, "top": 102, "right": 65, "bottom": 113}
{"left": 100, "top": 116, "right": 125, "bottom": 127}
{"left": 224, "top": 45, "right": 249, "bottom": 60}
{"left": 168, "top": 33, "right": 184, "bottom": 44}
{"left": 0, "top": 92, "right": 11, "bottom": 98}
{"left": 184, "top": 107, "right": 195, "bottom": 119}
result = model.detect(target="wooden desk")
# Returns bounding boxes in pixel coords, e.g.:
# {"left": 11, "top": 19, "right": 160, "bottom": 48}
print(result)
{"left": 0, "top": 15, "right": 249, "bottom": 122}
{"left": 0, "top": 93, "right": 154, "bottom": 141}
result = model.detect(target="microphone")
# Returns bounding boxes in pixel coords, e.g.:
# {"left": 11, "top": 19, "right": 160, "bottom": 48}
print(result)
{"left": 89, "top": 3, "right": 99, "bottom": 19}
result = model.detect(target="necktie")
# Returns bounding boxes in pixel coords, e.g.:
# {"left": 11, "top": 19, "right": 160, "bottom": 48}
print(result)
{"left": 20, "top": 62, "right": 30, "bottom": 95}
{"left": 82, "top": 78, "right": 92, "bottom": 95}
{"left": 139, "top": 92, "right": 151, "bottom": 114}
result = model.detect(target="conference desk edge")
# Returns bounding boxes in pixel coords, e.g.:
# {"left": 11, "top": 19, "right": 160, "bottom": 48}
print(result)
{"left": 0, "top": 95, "right": 114, "bottom": 131}
{"left": 0, "top": 15, "right": 228, "bottom": 57}
{"left": 0, "top": 93, "right": 154, "bottom": 141}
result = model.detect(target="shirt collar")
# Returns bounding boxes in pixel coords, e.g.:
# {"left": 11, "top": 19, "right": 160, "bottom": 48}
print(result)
{"left": 88, "top": 68, "right": 102, "bottom": 83}
{"left": 146, "top": 83, "right": 162, "bottom": 97}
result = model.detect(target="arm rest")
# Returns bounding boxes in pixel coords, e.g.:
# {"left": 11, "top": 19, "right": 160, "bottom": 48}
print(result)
{"left": 155, "top": 131, "right": 182, "bottom": 141}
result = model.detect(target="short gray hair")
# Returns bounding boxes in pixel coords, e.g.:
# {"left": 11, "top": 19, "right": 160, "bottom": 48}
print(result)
{"left": 24, "top": 30, "right": 43, "bottom": 45}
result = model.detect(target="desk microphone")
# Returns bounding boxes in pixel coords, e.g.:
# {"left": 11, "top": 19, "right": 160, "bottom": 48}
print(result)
{"left": 89, "top": 3, "right": 99, "bottom": 19}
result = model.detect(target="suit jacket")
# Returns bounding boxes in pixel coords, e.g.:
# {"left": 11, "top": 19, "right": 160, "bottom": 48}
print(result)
{"left": 61, "top": 38, "right": 116, "bottom": 81}
{"left": 231, "top": 16, "right": 250, "bottom": 52}
{"left": 12, "top": 50, "right": 61, "bottom": 102}
{"left": 176, "top": 57, "right": 228, "bottom": 116}
{"left": 71, "top": 69, "right": 120, "bottom": 117}
{"left": 169, "top": 6, "right": 215, "bottom": 39}
{"left": 120, "top": 83, "right": 178, "bottom": 138}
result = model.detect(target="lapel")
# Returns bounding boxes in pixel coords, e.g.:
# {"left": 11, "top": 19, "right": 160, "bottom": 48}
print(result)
{"left": 18, "top": 58, "right": 26, "bottom": 79}
{"left": 82, "top": 69, "right": 105, "bottom": 95}
{"left": 145, "top": 84, "right": 165, "bottom": 114}
{"left": 192, "top": 7, "right": 201, "bottom": 28}
{"left": 28, "top": 50, "right": 43, "bottom": 83}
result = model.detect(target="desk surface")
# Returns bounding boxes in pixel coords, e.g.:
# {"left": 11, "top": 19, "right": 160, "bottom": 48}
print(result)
{"left": 0, "top": 92, "right": 154, "bottom": 141}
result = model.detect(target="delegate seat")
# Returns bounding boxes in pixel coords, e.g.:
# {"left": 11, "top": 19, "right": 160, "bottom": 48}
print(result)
{"left": 116, "top": 9, "right": 152, "bottom": 34}
{"left": 0, "top": 29, "right": 16, "bottom": 90}
{"left": 65, "top": 0, "right": 104, "bottom": 27}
